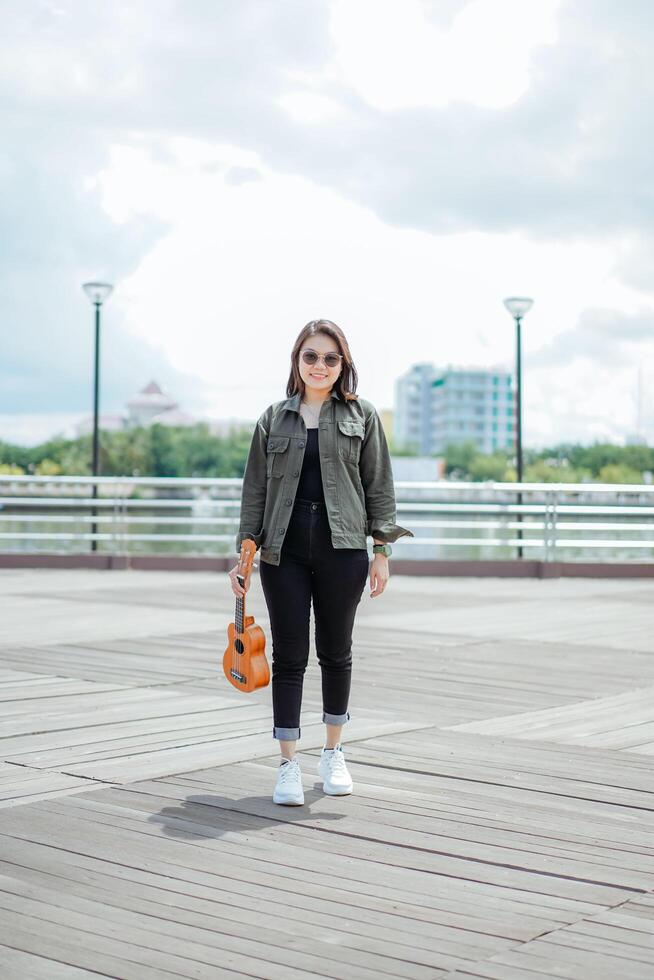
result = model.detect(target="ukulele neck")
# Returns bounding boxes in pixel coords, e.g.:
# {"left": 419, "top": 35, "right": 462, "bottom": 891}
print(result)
{"left": 235, "top": 577, "right": 245, "bottom": 632}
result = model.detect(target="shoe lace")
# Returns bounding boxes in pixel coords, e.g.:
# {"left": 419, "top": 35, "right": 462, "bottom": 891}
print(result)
{"left": 279, "top": 761, "right": 299, "bottom": 783}
{"left": 327, "top": 750, "right": 348, "bottom": 775}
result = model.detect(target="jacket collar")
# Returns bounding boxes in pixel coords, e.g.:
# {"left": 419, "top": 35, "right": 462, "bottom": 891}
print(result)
{"left": 280, "top": 388, "right": 342, "bottom": 414}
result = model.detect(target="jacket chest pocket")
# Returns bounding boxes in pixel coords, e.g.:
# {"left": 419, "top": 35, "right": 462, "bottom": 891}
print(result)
{"left": 266, "top": 436, "right": 290, "bottom": 478}
{"left": 336, "top": 419, "right": 365, "bottom": 462}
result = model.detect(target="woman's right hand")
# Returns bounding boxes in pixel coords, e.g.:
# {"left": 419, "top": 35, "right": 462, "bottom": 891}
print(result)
{"left": 228, "top": 562, "right": 253, "bottom": 597}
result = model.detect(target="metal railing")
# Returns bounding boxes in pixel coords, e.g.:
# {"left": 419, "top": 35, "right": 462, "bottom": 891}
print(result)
{"left": 0, "top": 474, "right": 653, "bottom": 562}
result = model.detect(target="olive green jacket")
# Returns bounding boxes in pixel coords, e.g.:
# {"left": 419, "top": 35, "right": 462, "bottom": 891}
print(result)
{"left": 236, "top": 389, "right": 414, "bottom": 566}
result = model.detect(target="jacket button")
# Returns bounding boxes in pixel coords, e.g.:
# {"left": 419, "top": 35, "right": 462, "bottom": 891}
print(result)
{"left": 298, "top": 441, "right": 305, "bottom": 448}
{"left": 278, "top": 528, "right": 285, "bottom": 534}
{"left": 293, "top": 470, "right": 299, "bottom": 477}
{"left": 285, "top": 498, "right": 292, "bottom": 505}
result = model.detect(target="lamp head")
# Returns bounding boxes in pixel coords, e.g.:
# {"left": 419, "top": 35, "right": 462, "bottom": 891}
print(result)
{"left": 503, "top": 296, "right": 533, "bottom": 319}
{"left": 83, "top": 282, "right": 113, "bottom": 305}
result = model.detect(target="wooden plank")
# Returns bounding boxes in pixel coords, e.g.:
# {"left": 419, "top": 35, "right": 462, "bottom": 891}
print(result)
{"left": 0, "top": 909, "right": 250, "bottom": 979}
{"left": 449, "top": 686, "right": 654, "bottom": 739}
{"left": 1, "top": 568, "right": 654, "bottom": 979}
{"left": 440, "top": 891, "right": 654, "bottom": 978}
{"left": 341, "top": 742, "right": 654, "bottom": 811}
{"left": 0, "top": 703, "right": 271, "bottom": 760}
{"left": 0, "top": 832, "right": 574, "bottom": 937}
{"left": 0, "top": 872, "right": 469, "bottom": 976}
{"left": 0, "top": 767, "right": 101, "bottom": 808}
{"left": 0, "top": 943, "right": 121, "bottom": 979}
{"left": 27, "top": 792, "right": 638, "bottom": 905}
{"left": 172, "top": 761, "right": 654, "bottom": 874}
{"left": 0, "top": 887, "right": 446, "bottom": 979}
{"left": 0, "top": 849, "right": 527, "bottom": 949}
{"left": 0, "top": 692, "right": 250, "bottom": 737}
{"left": 0, "top": 803, "right": 600, "bottom": 921}
{"left": 33, "top": 718, "right": 432, "bottom": 782}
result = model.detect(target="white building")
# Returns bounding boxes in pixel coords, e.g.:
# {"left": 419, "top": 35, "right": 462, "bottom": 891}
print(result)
{"left": 74, "top": 413, "right": 126, "bottom": 437}
{"left": 75, "top": 381, "right": 200, "bottom": 436}
{"left": 126, "top": 381, "right": 181, "bottom": 428}
{"left": 395, "top": 363, "right": 516, "bottom": 455}
{"left": 74, "top": 380, "right": 253, "bottom": 438}
{"left": 389, "top": 455, "right": 446, "bottom": 480}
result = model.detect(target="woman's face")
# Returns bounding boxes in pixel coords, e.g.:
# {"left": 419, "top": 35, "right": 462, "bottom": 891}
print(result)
{"left": 298, "top": 332, "right": 343, "bottom": 394}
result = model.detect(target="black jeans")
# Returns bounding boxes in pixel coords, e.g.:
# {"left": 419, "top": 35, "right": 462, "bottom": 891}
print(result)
{"left": 259, "top": 497, "right": 369, "bottom": 740}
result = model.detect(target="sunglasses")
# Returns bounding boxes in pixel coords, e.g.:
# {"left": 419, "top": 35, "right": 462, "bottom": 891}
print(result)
{"left": 300, "top": 349, "right": 343, "bottom": 369}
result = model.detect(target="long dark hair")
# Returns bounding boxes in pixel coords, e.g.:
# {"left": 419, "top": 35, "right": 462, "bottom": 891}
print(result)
{"left": 285, "top": 319, "right": 359, "bottom": 402}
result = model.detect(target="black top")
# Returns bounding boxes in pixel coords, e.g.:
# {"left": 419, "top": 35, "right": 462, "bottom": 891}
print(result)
{"left": 295, "top": 427, "right": 324, "bottom": 502}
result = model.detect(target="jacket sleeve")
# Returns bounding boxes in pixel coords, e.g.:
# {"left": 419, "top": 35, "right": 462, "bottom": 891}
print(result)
{"left": 235, "top": 408, "right": 270, "bottom": 553}
{"left": 359, "top": 407, "right": 414, "bottom": 544}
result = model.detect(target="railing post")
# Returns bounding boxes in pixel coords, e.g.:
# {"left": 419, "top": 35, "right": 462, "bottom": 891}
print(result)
{"left": 121, "top": 483, "right": 130, "bottom": 568}
{"left": 543, "top": 489, "right": 559, "bottom": 563}
{"left": 544, "top": 490, "right": 553, "bottom": 562}
{"left": 551, "top": 490, "right": 558, "bottom": 563}
{"left": 111, "top": 478, "right": 118, "bottom": 556}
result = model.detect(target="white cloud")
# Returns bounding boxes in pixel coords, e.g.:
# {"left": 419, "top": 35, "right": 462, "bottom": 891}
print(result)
{"left": 3, "top": 0, "right": 654, "bottom": 451}
{"left": 0, "top": 413, "right": 83, "bottom": 447}
{"left": 526, "top": 359, "right": 652, "bottom": 446}
{"left": 322, "top": 0, "right": 563, "bottom": 111}
{"left": 276, "top": 89, "right": 353, "bottom": 124}
{"left": 87, "top": 134, "right": 654, "bottom": 447}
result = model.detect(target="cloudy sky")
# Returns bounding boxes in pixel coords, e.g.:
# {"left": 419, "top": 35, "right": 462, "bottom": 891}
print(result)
{"left": 2, "top": 0, "right": 653, "bottom": 449}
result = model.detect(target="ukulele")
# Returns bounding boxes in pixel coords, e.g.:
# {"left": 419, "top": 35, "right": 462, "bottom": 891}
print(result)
{"left": 223, "top": 538, "right": 270, "bottom": 692}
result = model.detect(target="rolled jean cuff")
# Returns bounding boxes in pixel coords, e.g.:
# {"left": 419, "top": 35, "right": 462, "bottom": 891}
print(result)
{"left": 323, "top": 710, "right": 350, "bottom": 725}
{"left": 273, "top": 725, "right": 300, "bottom": 740}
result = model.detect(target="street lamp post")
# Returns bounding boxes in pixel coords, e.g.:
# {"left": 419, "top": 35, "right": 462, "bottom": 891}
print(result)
{"left": 82, "top": 282, "right": 113, "bottom": 553}
{"left": 503, "top": 296, "right": 534, "bottom": 559}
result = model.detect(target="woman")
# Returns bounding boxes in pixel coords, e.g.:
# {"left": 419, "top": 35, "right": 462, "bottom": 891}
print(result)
{"left": 228, "top": 319, "right": 413, "bottom": 805}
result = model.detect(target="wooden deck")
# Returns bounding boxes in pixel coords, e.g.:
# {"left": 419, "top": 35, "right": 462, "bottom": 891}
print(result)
{"left": 0, "top": 567, "right": 653, "bottom": 979}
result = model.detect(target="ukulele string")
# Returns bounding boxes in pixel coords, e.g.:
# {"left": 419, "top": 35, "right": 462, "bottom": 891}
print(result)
{"left": 235, "top": 542, "right": 248, "bottom": 677}
{"left": 234, "top": 547, "right": 240, "bottom": 677}
{"left": 235, "top": 555, "right": 242, "bottom": 676}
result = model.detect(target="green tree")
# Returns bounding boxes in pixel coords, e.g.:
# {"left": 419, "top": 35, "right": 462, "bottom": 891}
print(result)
{"left": 102, "top": 427, "right": 153, "bottom": 477}
{"left": 598, "top": 463, "right": 643, "bottom": 484}
{"left": 621, "top": 445, "right": 654, "bottom": 473}
{"left": 524, "top": 460, "right": 588, "bottom": 483}
{"left": 468, "top": 452, "right": 512, "bottom": 481}
{"left": 443, "top": 440, "right": 478, "bottom": 479}
{"left": 148, "top": 424, "right": 179, "bottom": 477}
{"left": 35, "top": 458, "right": 62, "bottom": 475}
{"left": 1, "top": 425, "right": 652, "bottom": 485}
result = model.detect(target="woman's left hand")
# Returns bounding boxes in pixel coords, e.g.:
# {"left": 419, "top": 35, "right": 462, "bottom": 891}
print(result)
{"left": 369, "top": 555, "right": 389, "bottom": 598}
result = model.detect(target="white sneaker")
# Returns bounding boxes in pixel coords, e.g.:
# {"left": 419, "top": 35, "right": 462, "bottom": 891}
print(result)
{"left": 272, "top": 758, "right": 305, "bottom": 805}
{"left": 317, "top": 744, "right": 353, "bottom": 795}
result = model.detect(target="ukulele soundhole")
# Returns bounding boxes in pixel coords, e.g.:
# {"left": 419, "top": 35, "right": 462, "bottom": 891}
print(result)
{"left": 233, "top": 638, "right": 245, "bottom": 654}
